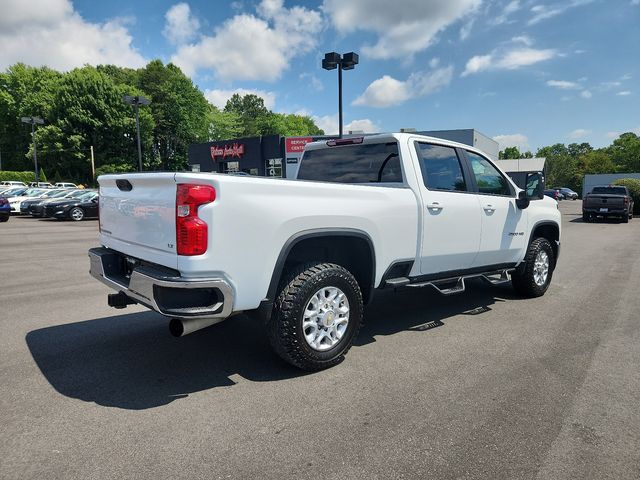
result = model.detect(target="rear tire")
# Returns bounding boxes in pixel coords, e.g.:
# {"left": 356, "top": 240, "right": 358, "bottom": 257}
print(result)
{"left": 267, "top": 262, "right": 363, "bottom": 371}
{"left": 69, "top": 207, "right": 84, "bottom": 221}
{"left": 512, "top": 237, "right": 555, "bottom": 298}
{"left": 622, "top": 213, "right": 629, "bottom": 223}
{"left": 582, "top": 213, "right": 590, "bottom": 222}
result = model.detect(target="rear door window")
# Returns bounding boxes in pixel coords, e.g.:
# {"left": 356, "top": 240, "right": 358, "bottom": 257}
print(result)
{"left": 297, "top": 142, "right": 402, "bottom": 184}
{"left": 414, "top": 143, "right": 468, "bottom": 192}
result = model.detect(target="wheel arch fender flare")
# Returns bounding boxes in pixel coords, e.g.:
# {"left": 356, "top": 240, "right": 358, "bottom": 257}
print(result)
{"left": 265, "top": 228, "right": 376, "bottom": 306}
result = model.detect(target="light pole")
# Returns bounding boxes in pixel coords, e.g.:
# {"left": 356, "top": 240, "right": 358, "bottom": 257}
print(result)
{"left": 21, "top": 116, "right": 44, "bottom": 182}
{"left": 322, "top": 52, "right": 359, "bottom": 138}
{"left": 123, "top": 95, "right": 151, "bottom": 171}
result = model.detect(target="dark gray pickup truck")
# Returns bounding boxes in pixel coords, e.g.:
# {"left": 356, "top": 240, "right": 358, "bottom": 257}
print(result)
{"left": 583, "top": 186, "right": 634, "bottom": 223}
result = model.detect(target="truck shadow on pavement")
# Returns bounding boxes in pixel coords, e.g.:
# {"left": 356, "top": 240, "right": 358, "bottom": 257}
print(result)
{"left": 26, "top": 280, "right": 520, "bottom": 410}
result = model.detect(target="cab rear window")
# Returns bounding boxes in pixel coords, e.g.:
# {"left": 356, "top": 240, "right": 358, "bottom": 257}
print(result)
{"left": 298, "top": 142, "right": 402, "bottom": 184}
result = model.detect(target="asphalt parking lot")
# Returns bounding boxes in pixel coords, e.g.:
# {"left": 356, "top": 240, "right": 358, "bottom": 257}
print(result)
{"left": 1, "top": 202, "right": 639, "bottom": 480}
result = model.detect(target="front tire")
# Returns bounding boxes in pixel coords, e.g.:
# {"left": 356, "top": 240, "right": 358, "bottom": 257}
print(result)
{"left": 512, "top": 237, "right": 555, "bottom": 298}
{"left": 267, "top": 262, "right": 363, "bottom": 371}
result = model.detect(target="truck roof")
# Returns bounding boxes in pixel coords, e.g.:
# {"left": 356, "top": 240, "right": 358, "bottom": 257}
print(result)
{"left": 303, "top": 132, "right": 491, "bottom": 158}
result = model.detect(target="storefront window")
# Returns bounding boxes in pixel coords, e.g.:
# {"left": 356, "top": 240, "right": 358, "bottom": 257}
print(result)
{"left": 223, "top": 161, "right": 239, "bottom": 173}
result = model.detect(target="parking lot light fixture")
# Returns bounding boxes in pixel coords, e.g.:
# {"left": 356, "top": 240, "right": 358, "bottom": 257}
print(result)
{"left": 21, "top": 116, "right": 44, "bottom": 182}
{"left": 322, "top": 51, "right": 359, "bottom": 138}
{"left": 123, "top": 95, "right": 151, "bottom": 172}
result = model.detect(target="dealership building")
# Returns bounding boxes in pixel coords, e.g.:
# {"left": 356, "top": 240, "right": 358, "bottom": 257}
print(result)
{"left": 187, "top": 129, "right": 499, "bottom": 179}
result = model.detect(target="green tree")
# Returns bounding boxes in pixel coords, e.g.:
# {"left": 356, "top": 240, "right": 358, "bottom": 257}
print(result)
{"left": 499, "top": 146, "right": 521, "bottom": 159}
{"left": 608, "top": 132, "right": 640, "bottom": 172}
{"left": 207, "top": 105, "right": 244, "bottom": 141}
{"left": 0, "top": 64, "right": 61, "bottom": 171}
{"left": 224, "top": 93, "right": 270, "bottom": 136}
{"left": 138, "top": 60, "right": 209, "bottom": 170}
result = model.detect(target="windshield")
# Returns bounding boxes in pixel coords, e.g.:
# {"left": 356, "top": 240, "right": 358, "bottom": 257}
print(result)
{"left": 1, "top": 188, "right": 22, "bottom": 196}
{"left": 67, "top": 190, "right": 88, "bottom": 198}
{"left": 46, "top": 190, "right": 68, "bottom": 198}
{"left": 78, "top": 192, "right": 97, "bottom": 201}
{"left": 591, "top": 186, "right": 626, "bottom": 195}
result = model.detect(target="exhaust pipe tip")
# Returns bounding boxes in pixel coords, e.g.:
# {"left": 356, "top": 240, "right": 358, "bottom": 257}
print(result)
{"left": 169, "top": 316, "right": 225, "bottom": 337}
{"left": 169, "top": 318, "right": 185, "bottom": 337}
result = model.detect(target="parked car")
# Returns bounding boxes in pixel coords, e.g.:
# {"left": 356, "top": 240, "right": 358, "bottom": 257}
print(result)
{"left": 6, "top": 188, "right": 48, "bottom": 213}
{"left": 543, "top": 189, "right": 560, "bottom": 201}
{"left": 28, "top": 182, "right": 53, "bottom": 188}
{"left": 54, "top": 182, "right": 78, "bottom": 189}
{"left": 0, "top": 197, "right": 10, "bottom": 222}
{"left": 0, "top": 181, "right": 27, "bottom": 187}
{"left": 558, "top": 187, "right": 579, "bottom": 200}
{"left": 44, "top": 191, "right": 98, "bottom": 221}
{"left": 21, "top": 189, "right": 78, "bottom": 215}
{"left": 89, "top": 132, "right": 561, "bottom": 370}
{"left": 583, "top": 185, "right": 634, "bottom": 223}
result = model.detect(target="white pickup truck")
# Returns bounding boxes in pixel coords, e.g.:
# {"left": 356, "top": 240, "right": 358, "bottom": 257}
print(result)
{"left": 89, "top": 133, "right": 561, "bottom": 370}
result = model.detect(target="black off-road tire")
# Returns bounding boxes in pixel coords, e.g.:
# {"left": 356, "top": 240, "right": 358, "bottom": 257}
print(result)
{"left": 622, "top": 212, "right": 629, "bottom": 223}
{"left": 511, "top": 237, "right": 555, "bottom": 298}
{"left": 267, "top": 262, "right": 363, "bottom": 371}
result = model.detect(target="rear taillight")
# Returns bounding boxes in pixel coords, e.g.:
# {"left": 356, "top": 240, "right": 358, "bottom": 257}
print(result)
{"left": 176, "top": 184, "right": 216, "bottom": 256}
{"left": 623, "top": 197, "right": 629, "bottom": 206}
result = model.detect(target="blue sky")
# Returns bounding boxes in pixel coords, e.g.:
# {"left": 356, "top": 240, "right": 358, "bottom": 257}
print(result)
{"left": 1, "top": 0, "right": 639, "bottom": 151}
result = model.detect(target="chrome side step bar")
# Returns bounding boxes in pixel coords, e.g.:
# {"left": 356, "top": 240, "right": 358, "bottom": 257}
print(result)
{"left": 385, "top": 269, "right": 513, "bottom": 295}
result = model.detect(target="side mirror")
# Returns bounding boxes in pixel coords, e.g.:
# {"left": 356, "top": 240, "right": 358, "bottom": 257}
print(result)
{"left": 516, "top": 190, "right": 530, "bottom": 210}
{"left": 525, "top": 171, "right": 545, "bottom": 200}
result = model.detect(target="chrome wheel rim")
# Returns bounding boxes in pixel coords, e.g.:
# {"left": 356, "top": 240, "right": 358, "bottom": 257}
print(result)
{"left": 71, "top": 208, "right": 83, "bottom": 221}
{"left": 533, "top": 250, "right": 550, "bottom": 286}
{"left": 302, "top": 286, "right": 350, "bottom": 351}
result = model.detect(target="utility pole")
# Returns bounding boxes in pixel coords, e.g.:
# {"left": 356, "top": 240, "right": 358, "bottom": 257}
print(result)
{"left": 90, "top": 145, "right": 95, "bottom": 181}
{"left": 322, "top": 52, "right": 359, "bottom": 138}
{"left": 123, "top": 95, "right": 151, "bottom": 171}
{"left": 21, "top": 116, "right": 44, "bottom": 182}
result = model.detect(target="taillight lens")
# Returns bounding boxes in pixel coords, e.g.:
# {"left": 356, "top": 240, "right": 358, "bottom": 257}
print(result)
{"left": 176, "top": 184, "right": 216, "bottom": 256}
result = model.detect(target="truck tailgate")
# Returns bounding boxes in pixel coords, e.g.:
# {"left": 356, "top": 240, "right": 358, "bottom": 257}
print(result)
{"left": 98, "top": 173, "right": 178, "bottom": 269}
{"left": 585, "top": 195, "right": 625, "bottom": 208}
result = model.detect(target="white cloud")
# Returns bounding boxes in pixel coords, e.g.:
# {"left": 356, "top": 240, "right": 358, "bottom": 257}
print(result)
{"left": 353, "top": 66, "right": 454, "bottom": 108}
{"left": 569, "top": 129, "right": 591, "bottom": 139}
{"left": 313, "top": 115, "right": 338, "bottom": 135}
{"left": 580, "top": 90, "right": 592, "bottom": 99}
{"left": 606, "top": 131, "right": 620, "bottom": 139}
{"left": 163, "top": 3, "right": 200, "bottom": 45}
{"left": 312, "top": 114, "right": 380, "bottom": 135}
{"left": 511, "top": 35, "right": 533, "bottom": 46}
{"left": 528, "top": 0, "right": 594, "bottom": 26}
{"left": 346, "top": 119, "right": 381, "bottom": 133}
{"left": 323, "top": 0, "right": 481, "bottom": 59}
{"left": 462, "top": 47, "right": 556, "bottom": 76}
{"left": 631, "top": 0, "right": 639, "bottom": 5}
{"left": 0, "top": 0, "right": 146, "bottom": 71}
{"left": 491, "top": 0, "right": 521, "bottom": 26}
{"left": 299, "top": 73, "right": 324, "bottom": 91}
{"left": 617, "top": 91, "right": 632, "bottom": 96}
{"left": 171, "top": 0, "right": 322, "bottom": 81}
{"left": 546, "top": 80, "right": 580, "bottom": 89}
{"left": 204, "top": 88, "right": 276, "bottom": 110}
{"left": 493, "top": 133, "right": 530, "bottom": 151}
{"left": 459, "top": 18, "right": 474, "bottom": 40}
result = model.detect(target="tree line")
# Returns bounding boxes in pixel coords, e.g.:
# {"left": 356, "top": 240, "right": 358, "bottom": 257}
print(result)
{"left": 499, "top": 133, "right": 640, "bottom": 193}
{"left": 0, "top": 61, "right": 323, "bottom": 184}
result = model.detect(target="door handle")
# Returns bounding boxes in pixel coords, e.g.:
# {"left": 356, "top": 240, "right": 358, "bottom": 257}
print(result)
{"left": 427, "top": 202, "right": 443, "bottom": 210}
{"left": 483, "top": 204, "right": 495, "bottom": 212}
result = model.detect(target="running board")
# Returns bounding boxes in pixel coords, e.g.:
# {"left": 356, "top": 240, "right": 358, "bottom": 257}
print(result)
{"left": 480, "top": 270, "right": 512, "bottom": 285}
{"left": 392, "top": 269, "right": 513, "bottom": 296}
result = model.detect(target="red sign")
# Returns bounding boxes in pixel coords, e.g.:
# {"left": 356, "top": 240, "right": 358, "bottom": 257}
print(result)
{"left": 211, "top": 143, "right": 245, "bottom": 160}
{"left": 285, "top": 137, "right": 313, "bottom": 153}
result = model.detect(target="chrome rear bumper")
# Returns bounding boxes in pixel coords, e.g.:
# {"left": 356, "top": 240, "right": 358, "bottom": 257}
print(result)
{"left": 89, "top": 247, "right": 234, "bottom": 321}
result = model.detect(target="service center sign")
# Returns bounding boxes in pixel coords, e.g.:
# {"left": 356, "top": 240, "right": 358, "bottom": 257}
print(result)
{"left": 285, "top": 137, "right": 313, "bottom": 154}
